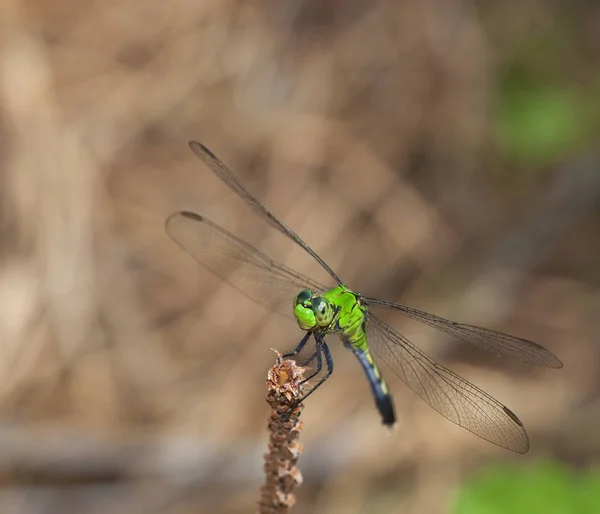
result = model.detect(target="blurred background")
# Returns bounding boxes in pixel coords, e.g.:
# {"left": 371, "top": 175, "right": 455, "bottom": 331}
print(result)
{"left": 0, "top": 1, "right": 599, "bottom": 513}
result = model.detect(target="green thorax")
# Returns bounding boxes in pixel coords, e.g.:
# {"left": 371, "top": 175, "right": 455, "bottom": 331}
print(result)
{"left": 293, "top": 284, "right": 368, "bottom": 351}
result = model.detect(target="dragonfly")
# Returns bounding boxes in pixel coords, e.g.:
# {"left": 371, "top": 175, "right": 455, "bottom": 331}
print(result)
{"left": 166, "top": 141, "right": 562, "bottom": 454}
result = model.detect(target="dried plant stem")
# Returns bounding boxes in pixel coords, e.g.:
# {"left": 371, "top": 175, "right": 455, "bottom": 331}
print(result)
{"left": 257, "top": 350, "right": 307, "bottom": 514}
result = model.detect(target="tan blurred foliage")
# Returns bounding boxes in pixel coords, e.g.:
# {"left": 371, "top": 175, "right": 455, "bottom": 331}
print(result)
{"left": 0, "top": 1, "right": 598, "bottom": 513}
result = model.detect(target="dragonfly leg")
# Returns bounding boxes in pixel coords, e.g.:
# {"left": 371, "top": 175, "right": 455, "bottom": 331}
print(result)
{"left": 300, "top": 345, "right": 322, "bottom": 384}
{"left": 298, "top": 335, "right": 333, "bottom": 403}
{"left": 283, "top": 332, "right": 311, "bottom": 359}
{"left": 302, "top": 350, "right": 319, "bottom": 367}
{"left": 283, "top": 331, "right": 322, "bottom": 370}
{"left": 298, "top": 304, "right": 341, "bottom": 381}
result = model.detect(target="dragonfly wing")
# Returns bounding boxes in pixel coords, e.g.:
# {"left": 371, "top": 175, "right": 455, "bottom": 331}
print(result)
{"left": 363, "top": 297, "right": 562, "bottom": 368}
{"left": 188, "top": 142, "right": 342, "bottom": 284}
{"left": 367, "top": 315, "right": 529, "bottom": 453}
{"left": 166, "top": 211, "right": 330, "bottom": 319}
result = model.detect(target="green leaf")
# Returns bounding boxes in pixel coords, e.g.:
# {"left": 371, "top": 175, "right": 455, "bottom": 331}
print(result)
{"left": 453, "top": 460, "right": 600, "bottom": 514}
{"left": 495, "top": 85, "right": 583, "bottom": 165}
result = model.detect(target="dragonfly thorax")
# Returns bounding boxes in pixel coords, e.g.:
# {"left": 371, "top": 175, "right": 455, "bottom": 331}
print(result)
{"left": 293, "top": 289, "right": 335, "bottom": 331}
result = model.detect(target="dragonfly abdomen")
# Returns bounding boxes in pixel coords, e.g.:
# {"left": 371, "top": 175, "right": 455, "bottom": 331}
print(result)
{"left": 347, "top": 343, "right": 396, "bottom": 426}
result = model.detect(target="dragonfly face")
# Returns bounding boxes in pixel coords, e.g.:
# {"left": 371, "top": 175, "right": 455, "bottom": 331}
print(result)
{"left": 294, "top": 285, "right": 368, "bottom": 346}
{"left": 293, "top": 289, "right": 335, "bottom": 330}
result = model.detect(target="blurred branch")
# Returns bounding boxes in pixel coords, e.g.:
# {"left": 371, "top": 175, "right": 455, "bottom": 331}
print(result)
{"left": 0, "top": 417, "right": 368, "bottom": 487}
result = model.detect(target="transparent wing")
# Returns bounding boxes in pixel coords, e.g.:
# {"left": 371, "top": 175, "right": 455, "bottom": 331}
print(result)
{"left": 189, "top": 141, "right": 342, "bottom": 284}
{"left": 166, "top": 211, "right": 331, "bottom": 318}
{"left": 363, "top": 297, "right": 562, "bottom": 368}
{"left": 367, "top": 315, "right": 529, "bottom": 453}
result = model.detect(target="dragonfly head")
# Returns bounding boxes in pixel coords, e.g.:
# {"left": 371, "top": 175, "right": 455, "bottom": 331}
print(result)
{"left": 293, "top": 289, "right": 334, "bottom": 331}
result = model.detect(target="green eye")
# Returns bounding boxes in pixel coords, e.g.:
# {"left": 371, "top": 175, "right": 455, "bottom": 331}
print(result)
{"left": 311, "top": 296, "right": 333, "bottom": 327}
{"left": 295, "top": 289, "right": 312, "bottom": 306}
{"left": 312, "top": 297, "right": 326, "bottom": 313}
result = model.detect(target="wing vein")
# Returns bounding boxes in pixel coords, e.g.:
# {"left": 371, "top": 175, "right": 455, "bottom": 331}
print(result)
{"left": 367, "top": 315, "right": 529, "bottom": 453}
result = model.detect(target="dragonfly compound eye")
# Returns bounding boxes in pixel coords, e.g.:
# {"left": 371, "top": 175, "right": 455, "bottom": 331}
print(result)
{"left": 311, "top": 296, "right": 333, "bottom": 327}
{"left": 294, "top": 289, "right": 313, "bottom": 307}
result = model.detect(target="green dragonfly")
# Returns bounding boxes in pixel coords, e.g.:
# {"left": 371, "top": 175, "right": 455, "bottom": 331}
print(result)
{"left": 166, "top": 141, "right": 562, "bottom": 454}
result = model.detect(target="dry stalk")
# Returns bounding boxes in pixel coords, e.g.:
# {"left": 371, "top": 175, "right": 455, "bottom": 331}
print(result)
{"left": 257, "top": 350, "right": 308, "bottom": 514}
